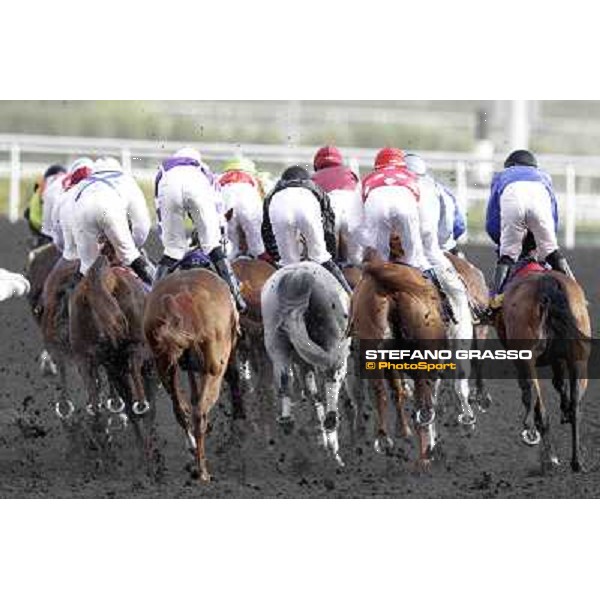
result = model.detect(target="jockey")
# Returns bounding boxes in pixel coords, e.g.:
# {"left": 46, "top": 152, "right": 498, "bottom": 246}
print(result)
{"left": 0, "top": 268, "right": 30, "bottom": 303}
{"left": 154, "top": 147, "right": 247, "bottom": 313}
{"left": 486, "top": 149, "right": 573, "bottom": 307}
{"left": 261, "top": 165, "right": 352, "bottom": 294}
{"left": 51, "top": 157, "right": 95, "bottom": 262}
{"left": 403, "top": 151, "right": 471, "bottom": 324}
{"left": 405, "top": 153, "right": 466, "bottom": 254}
{"left": 24, "top": 177, "right": 46, "bottom": 248}
{"left": 72, "top": 157, "right": 155, "bottom": 284}
{"left": 40, "top": 164, "right": 67, "bottom": 241}
{"left": 218, "top": 156, "right": 266, "bottom": 259}
{"left": 311, "top": 145, "right": 364, "bottom": 266}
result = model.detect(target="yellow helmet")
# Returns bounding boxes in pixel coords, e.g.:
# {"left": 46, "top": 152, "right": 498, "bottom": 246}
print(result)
{"left": 222, "top": 156, "right": 257, "bottom": 175}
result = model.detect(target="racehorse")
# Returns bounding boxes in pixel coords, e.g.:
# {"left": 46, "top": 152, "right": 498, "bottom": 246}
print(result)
{"left": 69, "top": 254, "right": 158, "bottom": 455}
{"left": 40, "top": 257, "right": 80, "bottom": 419}
{"left": 495, "top": 268, "right": 591, "bottom": 472}
{"left": 24, "top": 242, "right": 61, "bottom": 375}
{"left": 232, "top": 256, "right": 277, "bottom": 437}
{"left": 446, "top": 251, "right": 493, "bottom": 414}
{"left": 143, "top": 268, "right": 240, "bottom": 482}
{"left": 261, "top": 262, "right": 351, "bottom": 466}
{"left": 349, "top": 258, "right": 447, "bottom": 468}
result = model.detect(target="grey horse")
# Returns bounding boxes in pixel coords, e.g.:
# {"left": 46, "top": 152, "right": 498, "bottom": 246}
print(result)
{"left": 261, "top": 262, "right": 351, "bottom": 465}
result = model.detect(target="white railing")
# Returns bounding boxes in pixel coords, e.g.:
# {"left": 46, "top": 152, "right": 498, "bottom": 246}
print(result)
{"left": 1, "top": 133, "right": 598, "bottom": 247}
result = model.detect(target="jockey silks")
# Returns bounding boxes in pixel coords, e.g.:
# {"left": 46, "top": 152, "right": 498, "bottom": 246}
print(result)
{"left": 361, "top": 166, "right": 420, "bottom": 202}
{"left": 312, "top": 165, "right": 359, "bottom": 193}
{"left": 261, "top": 177, "right": 337, "bottom": 263}
{"left": 154, "top": 156, "right": 218, "bottom": 197}
{"left": 486, "top": 166, "right": 558, "bottom": 245}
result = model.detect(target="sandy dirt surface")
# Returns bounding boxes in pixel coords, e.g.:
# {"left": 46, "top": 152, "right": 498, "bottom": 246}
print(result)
{"left": 1, "top": 218, "right": 600, "bottom": 498}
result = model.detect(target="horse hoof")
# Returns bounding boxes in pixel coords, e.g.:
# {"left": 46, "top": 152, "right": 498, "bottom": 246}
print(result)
{"left": 334, "top": 453, "right": 345, "bottom": 468}
{"left": 132, "top": 401, "right": 150, "bottom": 416}
{"left": 457, "top": 413, "right": 476, "bottom": 427}
{"left": 374, "top": 436, "right": 394, "bottom": 454}
{"left": 39, "top": 351, "right": 58, "bottom": 377}
{"left": 520, "top": 428, "right": 541, "bottom": 446}
{"left": 55, "top": 400, "right": 74, "bottom": 420}
{"left": 108, "top": 414, "right": 128, "bottom": 431}
{"left": 107, "top": 397, "right": 125, "bottom": 414}
{"left": 415, "top": 408, "right": 436, "bottom": 428}
{"left": 324, "top": 411, "right": 337, "bottom": 432}
{"left": 277, "top": 416, "right": 294, "bottom": 435}
{"left": 85, "top": 403, "right": 98, "bottom": 417}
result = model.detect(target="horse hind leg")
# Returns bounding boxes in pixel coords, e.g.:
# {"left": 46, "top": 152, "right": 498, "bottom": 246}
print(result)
{"left": 569, "top": 362, "right": 588, "bottom": 472}
{"left": 551, "top": 361, "right": 571, "bottom": 424}
{"left": 517, "top": 362, "right": 541, "bottom": 447}
{"left": 323, "top": 364, "right": 347, "bottom": 467}
{"left": 532, "top": 376, "right": 559, "bottom": 472}
{"left": 388, "top": 374, "right": 412, "bottom": 439}
{"left": 372, "top": 378, "right": 393, "bottom": 454}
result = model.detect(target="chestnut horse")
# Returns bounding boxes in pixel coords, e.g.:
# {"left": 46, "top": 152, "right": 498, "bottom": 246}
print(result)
{"left": 143, "top": 268, "right": 239, "bottom": 481}
{"left": 496, "top": 270, "right": 591, "bottom": 472}
{"left": 349, "top": 259, "right": 446, "bottom": 467}
{"left": 69, "top": 255, "right": 157, "bottom": 451}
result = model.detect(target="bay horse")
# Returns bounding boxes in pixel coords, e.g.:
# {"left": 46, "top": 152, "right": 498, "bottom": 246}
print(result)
{"left": 69, "top": 254, "right": 158, "bottom": 453}
{"left": 25, "top": 242, "right": 61, "bottom": 375}
{"left": 232, "top": 256, "right": 277, "bottom": 437}
{"left": 495, "top": 269, "right": 591, "bottom": 472}
{"left": 143, "top": 268, "right": 239, "bottom": 482}
{"left": 349, "top": 258, "right": 446, "bottom": 468}
{"left": 261, "top": 262, "right": 351, "bottom": 466}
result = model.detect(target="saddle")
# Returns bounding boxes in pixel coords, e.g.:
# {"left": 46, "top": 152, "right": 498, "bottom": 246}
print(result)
{"left": 508, "top": 258, "right": 549, "bottom": 283}
{"left": 168, "top": 248, "right": 215, "bottom": 274}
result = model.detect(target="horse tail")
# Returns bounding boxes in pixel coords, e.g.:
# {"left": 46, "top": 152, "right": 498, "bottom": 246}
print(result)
{"left": 152, "top": 293, "right": 195, "bottom": 366}
{"left": 363, "top": 261, "right": 422, "bottom": 304}
{"left": 86, "top": 255, "right": 128, "bottom": 348}
{"left": 277, "top": 269, "right": 337, "bottom": 369}
{"left": 287, "top": 306, "right": 337, "bottom": 369}
{"left": 537, "top": 275, "right": 587, "bottom": 341}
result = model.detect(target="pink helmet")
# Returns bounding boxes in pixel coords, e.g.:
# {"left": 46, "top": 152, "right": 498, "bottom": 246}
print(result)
{"left": 313, "top": 146, "right": 343, "bottom": 171}
{"left": 374, "top": 147, "right": 406, "bottom": 170}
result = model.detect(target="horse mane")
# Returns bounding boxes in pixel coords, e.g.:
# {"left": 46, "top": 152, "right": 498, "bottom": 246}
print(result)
{"left": 84, "top": 255, "right": 129, "bottom": 348}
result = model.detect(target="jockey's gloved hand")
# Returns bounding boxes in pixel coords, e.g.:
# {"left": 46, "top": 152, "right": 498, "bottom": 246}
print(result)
{"left": 130, "top": 255, "right": 156, "bottom": 286}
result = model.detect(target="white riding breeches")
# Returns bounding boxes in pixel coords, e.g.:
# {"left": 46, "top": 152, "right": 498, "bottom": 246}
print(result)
{"left": 268, "top": 187, "right": 331, "bottom": 266}
{"left": 329, "top": 188, "right": 364, "bottom": 265}
{"left": 221, "top": 182, "right": 265, "bottom": 258}
{"left": 362, "top": 185, "right": 430, "bottom": 270}
{"left": 499, "top": 180, "right": 558, "bottom": 261}
{"left": 156, "top": 166, "right": 222, "bottom": 259}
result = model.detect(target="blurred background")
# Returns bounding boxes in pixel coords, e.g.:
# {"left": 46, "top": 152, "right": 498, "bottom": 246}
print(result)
{"left": 1, "top": 100, "right": 600, "bottom": 245}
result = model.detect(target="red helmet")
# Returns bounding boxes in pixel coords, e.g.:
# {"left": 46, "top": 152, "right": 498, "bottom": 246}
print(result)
{"left": 374, "top": 147, "right": 406, "bottom": 170}
{"left": 313, "top": 146, "right": 343, "bottom": 171}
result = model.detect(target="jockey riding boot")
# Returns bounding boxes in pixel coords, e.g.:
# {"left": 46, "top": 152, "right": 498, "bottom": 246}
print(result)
{"left": 422, "top": 268, "right": 457, "bottom": 324}
{"left": 155, "top": 255, "right": 178, "bottom": 282}
{"left": 545, "top": 249, "right": 575, "bottom": 280}
{"left": 209, "top": 246, "right": 248, "bottom": 315}
{"left": 489, "top": 256, "right": 514, "bottom": 310}
{"left": 321, "top": 259, "right": 353, "bottom": 294}
{"left": 130, "top": 255, "right": 156, "bottom": 286}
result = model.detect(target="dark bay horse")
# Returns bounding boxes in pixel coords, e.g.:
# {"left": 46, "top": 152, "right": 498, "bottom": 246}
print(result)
{"left": 25, "top": 242, "right": 61, "bottom": 375}
{"left": 349, "top": 259, "right": 446, "bottom": 468}
{"left": 232, "top": 257, "right": 277, "bottom": 436}
{"left": 69, "top": 255, "right": 157, "bottom": 451}
{"left": 40, "top": 257, "right": 80, "bottom": 418}
{"left": 143, "top": 268, "right": 239, "bottom": 482}
{"left": 496, "top": 270, "right": 591, "bottom": 471}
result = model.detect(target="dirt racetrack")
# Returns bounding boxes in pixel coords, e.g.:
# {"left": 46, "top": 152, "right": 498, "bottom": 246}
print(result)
{"left": 1, "top": 217, "right": 600, "bottom": 498}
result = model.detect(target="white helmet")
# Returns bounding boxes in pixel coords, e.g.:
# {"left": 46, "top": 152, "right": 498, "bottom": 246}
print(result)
{"left": 94, "top": 156, "right": 122, "bottom": 173}
{"left": 68, "top": 156, "right": 94, "bottom": 175}
{"left": 405, "top": 153, "right": 428, "bottom": 177}
{"left": 174, "top": 147, "right": 202, "bottom": 163}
